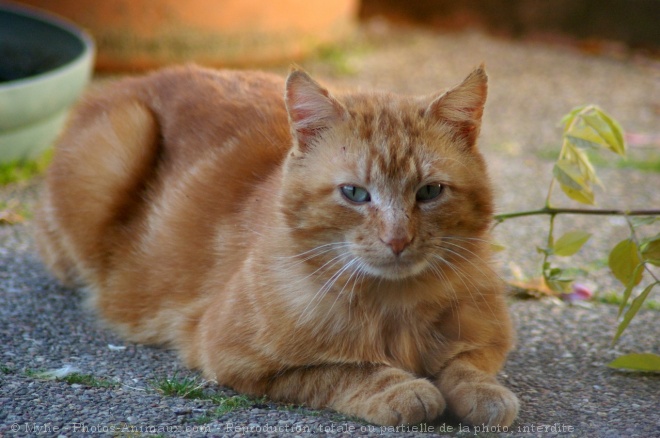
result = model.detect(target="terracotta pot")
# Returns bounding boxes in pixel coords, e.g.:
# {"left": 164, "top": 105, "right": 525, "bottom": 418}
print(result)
{"left": 17, "top": 0, "right": 357, "bottom": 71}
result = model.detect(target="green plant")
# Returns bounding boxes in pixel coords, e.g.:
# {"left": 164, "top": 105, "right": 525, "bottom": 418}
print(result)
{"left": 152, "top": 372, "right": 266, "bottom": 416}
{"left": 151, "top": 373, "right": 206, "bottom": 399}
{"left": 314, "top": 44, "right": 356, "bottom": 76}
{"left": 0, "top": 149, "right": 52, "bottom": 186}
{"left": 26, "top": 367, "right": 119, "bottom": 387}
{"left": 192, "top": 414, "right": 213, "bottom": 425}
{"left": 190, "top": 394, "right": 263, "bottom": 426}
{"left": 0, "top": 199, "right": 30, "bottom": 225}
{"left": 212, "top": 394, "right": 255, "bottom": 415}
{"left": 58, "top": 373, "right": 118, "bottom": 388}
{"left": 23, "top": 368, "right": 46, "bottom": 378}
{"left": 594, "top": 290, "right": 660, "bottom": 310}
{"left": 495, "top": 105, "right": 660, "bottom": 372}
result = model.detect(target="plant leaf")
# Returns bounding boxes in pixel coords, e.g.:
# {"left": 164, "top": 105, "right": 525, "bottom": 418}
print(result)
{"left": 640, "top": 235, "right": 660, "bottom": 266}
{"left": 553, "top": 159, "right": 595, "bottom": 204}
{"left": 490, "top": 242, "right": 506, "bottom": 252}
{"left": 594, "top": 107, "right": 626, "bottom": 156}
{"left": 630, "top": 216, "right": 660, "bottom": 228}
{"left": 562, "top": 142, "right": 600, "bottom": 185}
{"left": 560, "top": 105, "right": 587, "bottom": 129}
{"left": 545, "top": 278, "right": 573, "bottom": 294}
{"left": 559, "top": 185, "right": 595, "bottom": 205}
{"left": 612, "top": 282, "right": 657, "bottom": 344}
{"left": 553, "top": 159, "right": 587, "bottom": 190}
{"left": 537, "top": 246, "right": 552, "bottom": 256}
{"left": 565, "top": 134, "right": 603, "bottom": 150}
{"left": 566, "top": 123, "right": 608, "bottom": 150}
{"left": 553, "top": 231, "right": 592, "bottom": 257}
{"left": 544, "top": 267, "right": 574, "bottom": 293}
{"left": 582, "top": 112, "right": 623, "bottom": 154}
{"left": 607, "top": 353, "right": 660, "bottom": 372}
{"left": 608, "top": 239, "right": 643, "bottom": 286}
{"left": 618, "top": 263, "right": 646, "bottom": 318}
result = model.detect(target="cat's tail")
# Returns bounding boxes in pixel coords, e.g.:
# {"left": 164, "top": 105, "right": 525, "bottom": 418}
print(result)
{"left": 34, "top": 95, "right": 159, "bottom": 287}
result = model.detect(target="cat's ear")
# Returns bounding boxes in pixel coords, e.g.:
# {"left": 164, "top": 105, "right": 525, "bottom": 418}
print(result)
{"left": 425, "top": 65, "right": 488, "bottom": 149}
{"left": 285, "top": 69, "right": 347, "bottom": 153}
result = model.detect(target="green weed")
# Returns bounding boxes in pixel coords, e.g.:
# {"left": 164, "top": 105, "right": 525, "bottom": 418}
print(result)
{"left": 0, "top": 199, "right": 31, "bottom": 224}
{"left": 192, "top": 415, "right": 213, "bottom": 425}
{"left": 0, "top": 149, "right": 52, "bottom": 186}
{"left": 594, "top": 291, "right": 660, "bottom": 311}
{"left": 314, "top": 44, "right": 356, "bottom": 75}
{"left": 616, "top": 156, "right": 660, "bottom": 173}
{"left": 151, "top": 372, "right": 266, "bottom": 416}
{"left": 212, "top": 394, "right": 256, "bottom": 415}
{"left": 191, "top": 395, "right": 257, "bottom": 425}
{"left": 151, "top": 373, "right": 205, "bottom": 399}
{"left": 23, "top": 368, "right": 46, "bottom": 378}
{"left": 58, "top": 373, "right": 118, "bottom": 388}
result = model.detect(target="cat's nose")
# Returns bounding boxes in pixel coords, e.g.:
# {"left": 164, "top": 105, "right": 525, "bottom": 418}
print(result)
{"left": 384, "top": 236, "right": 411, "bottom": 256}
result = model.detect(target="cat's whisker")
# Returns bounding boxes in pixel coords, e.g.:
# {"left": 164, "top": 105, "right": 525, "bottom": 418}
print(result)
{"left": 296, "top": 249, "right": 354, "bottom": 284}
{"left": 434, "top": 239, "right": 505, "bottom": 290}
{"left": 431, "top": 249, "right": 492, "bottom": 289}
{"left": 442, "top": 235, "right": 493, "bottom": 244}
{"left": 440, "top": 236, "right": 499, "bottom": 255}
{"left": 274, "top": 244, "right": 354, "bottom": 293}
{"left": 300, "top": 250, "right": 372, "bottom": 328}
{"left": 294, "top": 251, "right": 356, "bottom": 325}
{"left": 351, "top": 263, "right": 369, "bottom": 299}
{"left": 430, "top": 253, "right": 485, "bottom": 321}
{"left": 276, "top": 241, "right": 352, "bottom": 262}
{"left": 424, "top": 236, "right": 500, "bottom": 279}
{"left": 439, "top": 241, "right": 498, "bottom": 273}
{"left": 430, "top": 251, "right": 504, "bottom": 328}
{"left": 345, "top": 262, "right": 370, "bottom": 324}
{"left": 425, "top": 257, "right": 461, "bottom": 338}
{"left": 324, "top": 258, "right": 362, "bottom": 320}
{"left": 347, "top": 261, "right": 372, "bottom": 324}
{"left": 295, "top": 253, "right": 345, "bottom": 292}
{"left": 296, "top": 262, "right": 351, "bottom": 327}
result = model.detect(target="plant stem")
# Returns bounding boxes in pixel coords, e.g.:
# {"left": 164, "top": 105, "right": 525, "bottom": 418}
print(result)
{"left": 541, "top": 213, "right": 557, "bottom": 285}
{"left": 546, "top": 214, "right": 556, "bottom": 250}
{"left": 544, "top": 178, "right": 557, "bottom": 209}
{"left": 494, "top": 207, "right": 660, "bottom": 223}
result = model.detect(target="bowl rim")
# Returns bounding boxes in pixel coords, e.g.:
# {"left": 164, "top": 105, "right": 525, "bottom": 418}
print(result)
{"left": 0, "top": 0, "right": 96, "bottom": 90}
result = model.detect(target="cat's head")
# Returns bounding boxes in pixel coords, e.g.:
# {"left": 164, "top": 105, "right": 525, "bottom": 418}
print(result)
{"left": 280, "top": 67, "right": 494, "bottom": 283}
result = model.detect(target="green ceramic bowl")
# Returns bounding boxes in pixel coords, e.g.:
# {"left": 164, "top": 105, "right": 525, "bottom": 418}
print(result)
{"left": 0, "top": 2, "right": 95, "bottom": 163}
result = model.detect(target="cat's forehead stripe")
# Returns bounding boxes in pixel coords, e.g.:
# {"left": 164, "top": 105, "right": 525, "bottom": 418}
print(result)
{"left": 348, "top": 99, "right": 422, "bottom": 187}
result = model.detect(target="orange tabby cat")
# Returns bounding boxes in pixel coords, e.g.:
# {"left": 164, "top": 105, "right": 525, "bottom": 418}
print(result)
{"left": 35, "top": 64, "right": 519, "bottom": 426}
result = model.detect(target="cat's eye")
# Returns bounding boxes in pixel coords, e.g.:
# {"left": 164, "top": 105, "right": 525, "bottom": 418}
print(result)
{"left": 340, "top": 185, "right": 371, "bottom": 203}
{"left": 416, "top": 184, "right": 443, "bottom": 202}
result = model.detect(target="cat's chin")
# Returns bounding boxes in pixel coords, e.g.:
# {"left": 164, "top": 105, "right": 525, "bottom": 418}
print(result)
{"left": 363, "top": 258, "right": 429, "bottom": 281}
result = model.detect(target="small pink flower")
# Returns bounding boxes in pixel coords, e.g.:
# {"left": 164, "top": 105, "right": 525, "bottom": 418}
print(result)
{"left": 562, "top": 283, "right": 593, "bottom": 302}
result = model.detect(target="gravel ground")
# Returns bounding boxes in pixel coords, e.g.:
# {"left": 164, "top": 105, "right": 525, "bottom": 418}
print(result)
{"left": 1, "top": 23, "right": 659, "bottom": 437}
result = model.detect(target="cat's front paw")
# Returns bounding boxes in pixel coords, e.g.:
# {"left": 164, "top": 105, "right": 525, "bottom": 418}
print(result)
{"left": 446, "top": 382, "right": 519, "bottom": 427}
{"left": 365, "top": 378, "right": 445, "bottom": 426}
